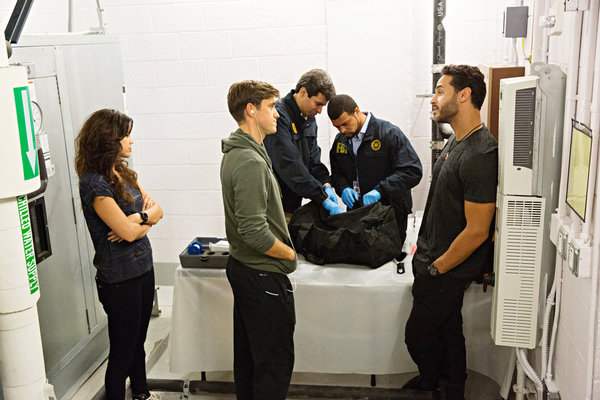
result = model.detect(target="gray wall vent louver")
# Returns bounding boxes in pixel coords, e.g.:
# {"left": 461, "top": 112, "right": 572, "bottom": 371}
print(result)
{"left": 513, "top": 87, "right": 536, "bottom": 169}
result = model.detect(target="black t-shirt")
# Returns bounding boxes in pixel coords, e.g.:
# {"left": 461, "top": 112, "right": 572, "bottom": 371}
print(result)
{"left": 79, "top": 173, "right": 153, "bottom": 284}
{"left": 414, "top": 125, "right": 498, "bottom": 279}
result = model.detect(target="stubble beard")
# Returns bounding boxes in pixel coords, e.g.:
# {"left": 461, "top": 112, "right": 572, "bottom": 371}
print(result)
{"left": 433, "top": 96, "right": 458, "bottom": 124}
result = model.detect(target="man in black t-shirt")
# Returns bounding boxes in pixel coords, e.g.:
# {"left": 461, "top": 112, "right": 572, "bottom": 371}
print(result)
{"left": 404, "top": 65, "right": 498, "bottom": 400}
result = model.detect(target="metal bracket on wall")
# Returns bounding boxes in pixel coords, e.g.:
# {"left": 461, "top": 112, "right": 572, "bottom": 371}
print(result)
{"left": 151, "top": 287, "right": 161, "bottom": 317}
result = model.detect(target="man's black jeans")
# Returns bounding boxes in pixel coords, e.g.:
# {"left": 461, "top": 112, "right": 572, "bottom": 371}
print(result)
{"left": 405, "top": 272, "right": 472, "bottom": 397}
{"left": 226, "top": 256, "right": 295, "bottom": 400}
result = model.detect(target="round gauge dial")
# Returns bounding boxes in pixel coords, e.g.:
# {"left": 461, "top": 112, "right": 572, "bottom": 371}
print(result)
{"left": 31, "top": 101, "right": 43, "bottom": 134}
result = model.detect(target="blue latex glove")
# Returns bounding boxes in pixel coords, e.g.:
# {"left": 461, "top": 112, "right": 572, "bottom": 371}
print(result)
{"left": 324, "top": 185, "right": 338, "bottom": 204}
{"left": 322, "top": 198, "right": 345, "bottom": 215}
{"left": 341, "top": 187, "right": 359, "bottom": 208}
{"left": 363, "top": 189, "right": 381, "bottom": 206}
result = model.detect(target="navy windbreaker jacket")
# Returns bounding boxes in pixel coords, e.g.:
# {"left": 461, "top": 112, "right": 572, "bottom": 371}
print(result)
{"left": 329, "top": 114, "right": 422, "bottom": 217}
{"left": 263, "top": 90, "right": 330, "bottom": 213}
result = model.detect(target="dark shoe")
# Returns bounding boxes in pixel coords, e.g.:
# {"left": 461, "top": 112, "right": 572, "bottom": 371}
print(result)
{"left": 132, "top": 392, "right": 162, "bottom": 400}
{"left": 402, "top": 375, "right": 439, "bottom": 391}
{"left": 439, "top": 381, "right": 464, "bottom": 400}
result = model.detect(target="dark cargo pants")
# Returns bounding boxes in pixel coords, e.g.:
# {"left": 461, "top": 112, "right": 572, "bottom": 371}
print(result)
{"left": 226, "top": 256, "right": 295, "bottom": 400}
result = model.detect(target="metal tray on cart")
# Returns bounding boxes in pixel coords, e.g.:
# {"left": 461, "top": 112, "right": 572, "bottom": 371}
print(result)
{"left": 179, "top": 237, "right": 229, "bottom": 269}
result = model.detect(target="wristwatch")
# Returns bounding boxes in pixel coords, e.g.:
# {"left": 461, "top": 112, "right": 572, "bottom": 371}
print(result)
{"left": 139, "top": 211, "right": 148, "bottom": 225}
{"left": 427, "top": 262, "right": 440, "bottom": 277}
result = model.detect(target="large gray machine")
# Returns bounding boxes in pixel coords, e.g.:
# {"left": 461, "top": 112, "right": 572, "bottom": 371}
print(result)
{"left": 491, "top": 63, "right": 566, "bottom": 348}
{"left": 8, "top": 33, "right": 125, "bottom": 399}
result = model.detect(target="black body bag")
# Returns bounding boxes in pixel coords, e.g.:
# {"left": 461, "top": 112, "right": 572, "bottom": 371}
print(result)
{"left": 288, "top": 201, "right": 404, "bottom": 268}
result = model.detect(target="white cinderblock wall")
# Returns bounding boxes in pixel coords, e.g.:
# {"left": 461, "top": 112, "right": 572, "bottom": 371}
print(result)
{"left": 2, "top": 0, "right": 444, "bottom": 263}
{"left": 3, "top": 1, "right": 598, "bottom": 398}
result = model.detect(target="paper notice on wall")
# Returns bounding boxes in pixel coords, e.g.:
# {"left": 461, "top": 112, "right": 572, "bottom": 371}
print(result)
{"left": 38, "top": 131, "right": 55, "bottom": 177}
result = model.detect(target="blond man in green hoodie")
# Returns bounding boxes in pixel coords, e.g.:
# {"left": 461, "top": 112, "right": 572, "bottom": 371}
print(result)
{"left": 220, "top": 80, "right": 297, "bottom": 400}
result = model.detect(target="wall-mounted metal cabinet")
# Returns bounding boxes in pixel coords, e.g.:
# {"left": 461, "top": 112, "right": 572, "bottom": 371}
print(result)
{"left": 9, "top": 34, "right": 126, "bottom": 399}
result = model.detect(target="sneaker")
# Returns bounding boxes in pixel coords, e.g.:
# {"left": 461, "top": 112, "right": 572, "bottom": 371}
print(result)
{"left": 402, "top": 375, "right": 439, "bottom": 391}
{"left": 132, "top": 392, "right": 162, "bottom": 400}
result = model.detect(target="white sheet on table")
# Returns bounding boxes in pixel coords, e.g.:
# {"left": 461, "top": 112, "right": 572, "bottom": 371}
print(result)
{"left": 169, "top": 257, "right": 512, "bottom": 387}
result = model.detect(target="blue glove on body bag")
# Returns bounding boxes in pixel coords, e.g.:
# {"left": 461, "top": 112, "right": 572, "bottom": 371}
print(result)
{"left": 322, "top": 198, "right": 345, "bottom": 215}
{"left": 363, "top": 189, "right": 381, "bottom": 206}
{"left": 324, "top": 185, "right": 338, "bottom": 204}
{"left": 341, "top": 187, "right": 359, "bottom": 208}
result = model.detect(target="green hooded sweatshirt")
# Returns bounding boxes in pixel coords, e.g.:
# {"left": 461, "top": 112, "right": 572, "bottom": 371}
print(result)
{"left": 220, "top": 128, "right": 297, "bottom": 274}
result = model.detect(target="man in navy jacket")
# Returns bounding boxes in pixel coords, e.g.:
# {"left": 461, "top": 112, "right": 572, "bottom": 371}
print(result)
{"left": 327, "top": 94, "right": 422, "bottom": 246}
{"left": 263, "top": 69, "right": 343, "bottom": 221}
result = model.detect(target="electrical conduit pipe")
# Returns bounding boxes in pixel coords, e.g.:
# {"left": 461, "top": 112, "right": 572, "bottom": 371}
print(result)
{"left": 531, "top": 0, "right": 547, "bottom": 64}
{"left": 578, "top": 0, "right": 599, "bottom": 240}
{"left": 546, "top": 256, "right": 563, "bottom": 382}
{"left": 515, "top": 362, "right": 526, "bottom": 400}
{"left": 557, "top": 11, "right": 584, "bottom": 217}
{"left": 515, "top": 348, "right": 543, "bottom": 398}
{"left": 541, "top": 270, "right": 557, "bottom": 379}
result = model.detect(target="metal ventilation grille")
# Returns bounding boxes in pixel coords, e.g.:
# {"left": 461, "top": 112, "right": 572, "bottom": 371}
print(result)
{"left": 499, "top": 198, "right": 543, "bottom": 347}
{"left": 506, "top": 199, "right": 543, "bottom": 227}
{"left": 513, "top": 87, "right": 536, "bottom": 169}
{"left": 501, "top": 299, "right": 534, "bottom": 346}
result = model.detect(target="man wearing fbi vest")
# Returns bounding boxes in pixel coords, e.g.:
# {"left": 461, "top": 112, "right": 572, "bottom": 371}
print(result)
{"left": 327, "top": 94, "right": 422, "bottom": 247}
{"left": 263, "top": 69, "right": 343, "bottom": 221}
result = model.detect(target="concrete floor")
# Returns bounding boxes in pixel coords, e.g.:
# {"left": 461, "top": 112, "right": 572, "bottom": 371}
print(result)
{"left": 70, "top": 286, "right": 506, "bottom": 400}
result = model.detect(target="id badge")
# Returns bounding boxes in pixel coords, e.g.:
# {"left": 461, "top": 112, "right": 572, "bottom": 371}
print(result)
{"left": 353, "top": 180, "right": 360, "bottom": 194}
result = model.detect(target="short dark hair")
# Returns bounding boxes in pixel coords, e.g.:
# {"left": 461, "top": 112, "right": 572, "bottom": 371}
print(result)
{"left": 441, "top": 65, "right": 486, "bottom": 110}
{"left": 227, "top": 80, "right": 280, "bottom": 123}
{"left": 295, "top": 69, "right": 336, "bottom": 101}
{"left": 327, "top": 94, "right": 358, "bottom": 120}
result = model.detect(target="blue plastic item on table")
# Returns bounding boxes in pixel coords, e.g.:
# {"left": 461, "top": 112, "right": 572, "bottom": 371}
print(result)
{"left": 188, "top": 241, "right": 203, "bottom": 255}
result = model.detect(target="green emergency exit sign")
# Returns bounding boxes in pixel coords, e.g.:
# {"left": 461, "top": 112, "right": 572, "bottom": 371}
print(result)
{"left": 13, "top": 86, "right": 39, "bottom": 180}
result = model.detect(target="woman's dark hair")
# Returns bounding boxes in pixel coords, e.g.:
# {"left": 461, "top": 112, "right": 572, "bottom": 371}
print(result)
{"left": 441, "top": 64, "right": 486, "bottom": 110}
{"left": 75, "top": 109, "right": 139, "bottom": 203}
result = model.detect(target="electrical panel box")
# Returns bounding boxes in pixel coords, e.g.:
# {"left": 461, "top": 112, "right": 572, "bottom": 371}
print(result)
{"left": 549, "top": 212, "right": 561, "bottom": 246}
{"left": 557, "top": 226, "right": 570, "bottom": 260}
{"left": 504, "top": 6, "right": 529, "bottom": 38}
{"left": 567, "top": 238, "right": 592, "bottom": 277}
